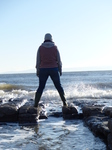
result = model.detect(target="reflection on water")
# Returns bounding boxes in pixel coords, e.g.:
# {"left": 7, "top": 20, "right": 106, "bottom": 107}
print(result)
{"left": 0, "top": 117, "right": 107, "bottom": 150}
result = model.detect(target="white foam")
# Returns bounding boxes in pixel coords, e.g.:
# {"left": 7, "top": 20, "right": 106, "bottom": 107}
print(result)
{"left": 0, "top": 90, "right": 5, "bottom": 96}
{"left": 65, "top": 82, "right": 112, "bottom": 99}
{"left": 0, "top": 82, "right": 112, "bottom": 104}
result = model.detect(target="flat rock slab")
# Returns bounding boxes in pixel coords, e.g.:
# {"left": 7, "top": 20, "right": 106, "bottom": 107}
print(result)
{"left": 83, "top": 105, "right": 111, "bottom": 143}
{"left": 84, "top": 116, "right": 110, "bottom": 138}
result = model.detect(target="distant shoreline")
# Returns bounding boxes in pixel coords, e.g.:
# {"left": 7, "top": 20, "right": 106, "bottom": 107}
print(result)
{"left": 0, "top": 69, "right": 112, "bottom": 75}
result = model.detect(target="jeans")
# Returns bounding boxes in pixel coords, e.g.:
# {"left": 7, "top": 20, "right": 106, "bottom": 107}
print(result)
{"left": 37, "top": 68, "right": 64, "bottom": 94}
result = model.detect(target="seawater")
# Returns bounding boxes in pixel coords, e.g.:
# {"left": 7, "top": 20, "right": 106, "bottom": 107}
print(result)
{"left": 0, "top": 71, "right": 112, "bottom": 149}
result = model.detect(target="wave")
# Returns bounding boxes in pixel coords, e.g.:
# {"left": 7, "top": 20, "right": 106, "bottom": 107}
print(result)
{"left": 0, "top": 83, "right": 24, "bottom": 91}
{"left": 90, "top": 82, "right": 112, "bottom": 90}
{"left": 0, "top": 82, "right": 112, "bottom": 103}
{"left": 64, "top": 82, "right": 112, "bottom": 100}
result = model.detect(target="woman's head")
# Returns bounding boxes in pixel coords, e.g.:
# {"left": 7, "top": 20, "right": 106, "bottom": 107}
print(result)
{"left": 44, "top": 33, "right": 52, "bottom": 42}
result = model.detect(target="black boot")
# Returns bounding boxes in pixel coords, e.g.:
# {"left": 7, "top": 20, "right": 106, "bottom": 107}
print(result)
{"left": 59, "top": 92, "right": 68, "bottom": 107}
{"left": 34, "top": 92, "right": 41, "bottom": 107}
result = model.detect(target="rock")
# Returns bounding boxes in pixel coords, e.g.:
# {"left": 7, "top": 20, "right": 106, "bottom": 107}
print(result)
{"left": 62, "top": 105, "right": 78, "bottom": 114}
{"left": 108, "top": 133, "right": 112, "bottom": 150}
{"left": 82, "top": 106, "right": 103, "bottom": 117}
{"left": 77, "top": 113, "right": 83, "bottom": 119}
{"left": 100, "top": 121, "right": 110, "bottom": 137}
{"left": 0, "top": 98, "right": 48, "bottom": 123}
{"left": 0, "top": 103, "right": 18, "bottom": 122}
{"left": 102, "top": 106, "right": 112, "bottom": 116}
{"left": 19, "top": 106, "right": 40, "bottom": 124}
{"left": 83, "top": 105, "right": 111, "bottom": 144}
{"left": 108, "top": 119, "right": 112, "bottom": 133}
{"left": 98, "top": 124, "right": 110, "bottom": 139}
{"left": 84, "top": 115, "right": 110, "bottom": 138}
{"left": 19, "top": 106, "right": 38, "bottom": 114}
{"left": 62, "top": 105, "right": 78, "bottom": 119}
{"left": 109, "top": 111, "right": 112, "bottom": 118}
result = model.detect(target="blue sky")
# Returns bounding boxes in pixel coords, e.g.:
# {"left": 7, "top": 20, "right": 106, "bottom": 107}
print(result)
{"left": 0, "top": 0, "right": 112, "bottom": 73}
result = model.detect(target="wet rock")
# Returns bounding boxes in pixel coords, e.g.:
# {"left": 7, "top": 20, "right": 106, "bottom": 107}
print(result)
{"left": 0, "top": 98, "right": 29, "bottom": 122}
{"left": 109, "top": 112, "right": 112, "bottom": 118}
{"left": 62, "top": 104, "right": 79, "bottom": 119}
{"left": 102, "top": 106, "right": 112, "bottom": 116}
{"left": 108, "top": 119, "right": 112, "bottom": 149}
{"left": 19, "top": 106, "right": 40, "bottom": 124}
{"left": 108, "top": 133, "right": 112, "bottom": 150}
{"left": 0, "top": 103, "right": 18, "bottom": 122}
{"left": 84, "top": 115, "right": 110, "bottom": 138}
{"left": 100, "top": 121, "right": 110, "bottom": 137}
{"left": 108, "top": 119, "right": 112, "bottom": 134}
{"left": 82, "top": 105, "right": 112, "bottom": 149}
{"left": 62, "top": 106, "right": 78, "bottom": 114}
{"left": 82, "top": 105, "right": 103, "bottom": 117}
{"left": 0, "top": 98, "right": 48, "bottom": 123}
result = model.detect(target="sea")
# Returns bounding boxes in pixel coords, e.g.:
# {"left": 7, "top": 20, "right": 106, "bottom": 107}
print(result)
{"left": 0, "top": 70, "right": 112, "bottom": 150}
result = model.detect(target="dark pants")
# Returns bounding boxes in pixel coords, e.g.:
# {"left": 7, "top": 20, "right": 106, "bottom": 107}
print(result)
{"left": 37, "top": 68, "right": 64, "bottom": 95}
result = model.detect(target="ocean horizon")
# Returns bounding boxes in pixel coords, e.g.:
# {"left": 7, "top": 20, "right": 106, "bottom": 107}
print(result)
{"left": 0, "top": 66, "right": 112, "bottom": 74}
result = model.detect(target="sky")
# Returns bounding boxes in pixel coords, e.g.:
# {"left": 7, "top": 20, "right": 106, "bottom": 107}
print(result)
{"left": 0, "top": 0, "right": 112, "bottom": 73}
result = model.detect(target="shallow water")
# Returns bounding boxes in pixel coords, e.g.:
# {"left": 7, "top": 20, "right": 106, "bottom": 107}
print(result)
{"left": 0, "top": 117, "right": 107, "bottom": 150}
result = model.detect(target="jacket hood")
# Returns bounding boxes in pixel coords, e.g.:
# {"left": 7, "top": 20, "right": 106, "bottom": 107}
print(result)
{"left": 41, "top": 42, "right": 55, "bottom": 48}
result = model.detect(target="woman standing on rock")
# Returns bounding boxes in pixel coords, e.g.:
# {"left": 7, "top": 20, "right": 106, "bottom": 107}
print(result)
{"left": 34, "top": 33, "right": 67, "bottom": 107}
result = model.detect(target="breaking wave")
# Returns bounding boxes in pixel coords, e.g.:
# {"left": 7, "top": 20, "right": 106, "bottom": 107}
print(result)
{"left": 0, "top": 83, "right": 34, "bottom": 102}
{"left": 65, "top": 82, "right": 112, "bottom": 100}
{"left": 0, "top": 81, "right": 112, "bottom": 103}
{"left": 0, "top": 83, "right": 24, "bottom": 91}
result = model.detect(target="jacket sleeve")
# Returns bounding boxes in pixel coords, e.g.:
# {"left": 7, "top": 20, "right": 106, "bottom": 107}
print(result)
{"left": 36, "top": 47, "right": 40, "bottom": 73}
{"left": 57, "top": 49, "right": 62, "bottom": 75}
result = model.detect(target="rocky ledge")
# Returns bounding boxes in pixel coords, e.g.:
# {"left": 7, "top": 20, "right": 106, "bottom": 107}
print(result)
{"left": 0, "top": 99, "right": 112, "bottom": 149}
{"left": 82, "top": 105, "right": 112, "bottom": 150}
{"left": 0, "top": 99, "right": 47, "bottom": 124}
